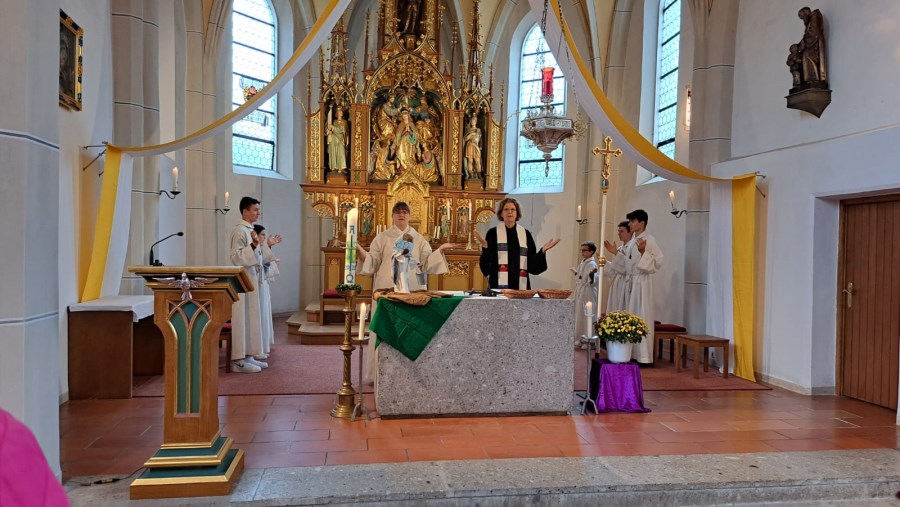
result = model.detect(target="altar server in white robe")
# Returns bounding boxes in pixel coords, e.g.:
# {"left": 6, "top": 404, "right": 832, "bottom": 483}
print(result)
{"left": 572, "top": 241, "right": 599, "bottom": 345}
{"left": 357, "top": 201, "right": 456, "bottom": 381}
{"left": 623, "top": 209, "right": 663, "bottom": 364}
{"left": 254, "top": 224, "right": 282, "bottom": 357}
{"left": 603, "top": 220, "right": 633, "bottom": 313}
{"left": 228, "top": 197, "right": 268, "bottom": 373}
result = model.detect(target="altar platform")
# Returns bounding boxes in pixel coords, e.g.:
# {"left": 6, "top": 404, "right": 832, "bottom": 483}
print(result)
{"left": 375, "top": 296, "right": 574, "bottom": 417}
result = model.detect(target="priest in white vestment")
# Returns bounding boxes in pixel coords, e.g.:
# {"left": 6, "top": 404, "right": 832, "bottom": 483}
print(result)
{"left": 357, "top": 201, "right": 456, "bottom": 381}
{"left": 572, "top": 241, "right": 599, "bottom": 345}
{"left": 229, "top": 197, "right": 268, "bottom": 373}
{"left": 603, "top": 220, "right": 633, "bottom": 313}
{"left": 623, "top": 209, "right": 663, "bottom": 364}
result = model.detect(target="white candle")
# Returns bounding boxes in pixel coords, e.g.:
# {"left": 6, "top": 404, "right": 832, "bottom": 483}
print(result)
{"left": 584, "top": 301, "right": 593, "bottom": 338}
{"left": 224, "top": 191, "right": 230, "bottom": 207}
{"left": 468, "top": 207, "right": 472, "bottom": 220}
{"left": 358, "top": 302, "right": 367, "bottom": 341}
{"left": 577, "top": 204, "right": 582, "bottom": 220}
{"left": 344, "top": 208, "right": 359, "bottom": 284}
{"left": 446, "top": 203, "right": 451, "bottom": 222}
{"left": 669, "top": 190, "right": 676, "bottom": 209}
{"left": 172, "top": 167, "right": 179, "bottom": 192}
{"left": 333, "top": 196, "right": 339, "bottom": 212}
{"left": 355, "top": 197, "right": 360, "bottom": 209}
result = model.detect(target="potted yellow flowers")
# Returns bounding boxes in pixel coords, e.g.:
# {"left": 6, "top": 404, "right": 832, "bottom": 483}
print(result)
{"left": 596, "top": 311, "right": 649, "bottom": 363}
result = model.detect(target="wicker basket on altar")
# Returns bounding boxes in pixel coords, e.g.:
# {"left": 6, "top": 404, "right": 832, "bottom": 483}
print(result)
{"left": 537, "top": 289, "right": 572, "bottom": 299}
{"left": 501, "top": 289, "right": 538, "bottom": 299}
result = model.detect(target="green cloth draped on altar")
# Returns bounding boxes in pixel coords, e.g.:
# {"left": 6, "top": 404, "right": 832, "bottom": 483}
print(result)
{"left": 369, "top": 296, "right": 465, "bottom": 360}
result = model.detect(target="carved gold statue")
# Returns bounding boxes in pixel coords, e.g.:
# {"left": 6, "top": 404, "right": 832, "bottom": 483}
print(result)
{"left": 463, "top": 116, "right": 483, "bottom": 180}
{"left": 326, "top": 106, "right": 349, "bottom": 173}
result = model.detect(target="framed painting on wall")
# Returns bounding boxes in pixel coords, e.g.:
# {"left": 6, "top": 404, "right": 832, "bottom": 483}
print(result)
{"left": 59, "top": 10, "right": 83, "bottom": 111}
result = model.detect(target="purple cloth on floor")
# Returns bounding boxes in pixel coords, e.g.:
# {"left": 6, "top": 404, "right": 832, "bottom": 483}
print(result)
{"left": 592, "top": 359, "right": 651, "bottom": 413}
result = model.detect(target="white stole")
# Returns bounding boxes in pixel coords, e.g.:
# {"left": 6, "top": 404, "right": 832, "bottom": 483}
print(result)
{"left": 496, "top": 224, "right": 528, "bottom": 289}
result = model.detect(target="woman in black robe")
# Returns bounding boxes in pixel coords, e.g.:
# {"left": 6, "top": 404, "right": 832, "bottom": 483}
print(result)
{"left": 475, "top": 197, "right": 560, "bottom": 289}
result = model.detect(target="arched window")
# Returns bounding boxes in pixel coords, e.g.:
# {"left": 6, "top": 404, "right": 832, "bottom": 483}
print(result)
{"left": 654, "top": 0, "right": 681, "bottom": 159}
{"left": 516, "top": 24, "right": 566, "bottom": 190}
{"left": 232, "top": 0, "right": 277, "bottom": 171}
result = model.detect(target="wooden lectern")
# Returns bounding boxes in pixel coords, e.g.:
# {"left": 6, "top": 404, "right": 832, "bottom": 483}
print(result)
{"left": 127, "top": 266, "right": 252, "bottom": 500}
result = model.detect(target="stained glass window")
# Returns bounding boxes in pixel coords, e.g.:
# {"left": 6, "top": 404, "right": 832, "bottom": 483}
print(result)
{"left": 517, "top": 25, "right": 566, "bottom": 189}
{"left": 654, "top": 0, "right": 680, "bottom": 159}
{"left": 232, "top": 0, "right": 277, "bottom": 171}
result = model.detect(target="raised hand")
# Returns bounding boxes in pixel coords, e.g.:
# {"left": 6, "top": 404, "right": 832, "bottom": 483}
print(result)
{"left": 267, "top": 234, "right": 283, "bottom": 247}
{"left": 473, "top": 230, "right": 487, "bottom": 248}
{"left": 437, "top": 242, "right": 459, "bottom": 252}
{"left": 541, "top": 238, "right": 560, "bottom": 252}
{"left": 250, "top": 230, "right": 259, "bottom": 246}
{"left": 603, "top": 240, "right": 617, "bottom": 255}
{"left": 637, "top": 238, "right": 647, "bottom": 254}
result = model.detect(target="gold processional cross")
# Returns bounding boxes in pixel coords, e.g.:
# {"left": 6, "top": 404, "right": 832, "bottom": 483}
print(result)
{"left": 591, "top": 135, "right": 622, "bottom": 195}
{"left": 590, "top": 135, "right": 622, "bottom": 270}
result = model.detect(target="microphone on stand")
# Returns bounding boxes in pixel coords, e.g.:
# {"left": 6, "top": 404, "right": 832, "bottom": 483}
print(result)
{"left": 149, "top": 232, "right": 184, "bottom": 266}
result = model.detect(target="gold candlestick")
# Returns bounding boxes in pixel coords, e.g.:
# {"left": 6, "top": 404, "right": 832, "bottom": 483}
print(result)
{"left": 331, "top": 289, "right": 359, "bottom": 418}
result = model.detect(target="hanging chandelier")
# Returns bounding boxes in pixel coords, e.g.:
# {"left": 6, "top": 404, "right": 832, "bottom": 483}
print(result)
{"left": 520, "top": 1, "right": 584, "bottom": 176}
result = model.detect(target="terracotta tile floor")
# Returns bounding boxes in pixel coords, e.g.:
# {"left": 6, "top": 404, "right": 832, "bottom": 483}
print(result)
{"left": 59, "top": 388, "right": 900, "bottom": 481}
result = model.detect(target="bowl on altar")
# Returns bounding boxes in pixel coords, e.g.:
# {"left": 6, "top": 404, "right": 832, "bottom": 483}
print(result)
{"left": 501, "top": 289, "right": 538, "bottom": 299}
{"left": 537, "top": 289, "right": 572, "bottom": 299}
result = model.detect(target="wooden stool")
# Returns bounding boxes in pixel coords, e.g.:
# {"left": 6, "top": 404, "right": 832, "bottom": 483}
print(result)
{"left": 219, "top": 323, "right": 233, "bottom": 373}
{"left": 654, "top": 323, "right": 687, "bottom": 363}
{"left": 675, "top": 334, "right": 729, "bottom": 379}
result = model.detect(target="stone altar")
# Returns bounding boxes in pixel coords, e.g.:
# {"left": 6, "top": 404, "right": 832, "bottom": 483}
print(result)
{"left": 376, "top": 297, "right": 574, "bottom": 417}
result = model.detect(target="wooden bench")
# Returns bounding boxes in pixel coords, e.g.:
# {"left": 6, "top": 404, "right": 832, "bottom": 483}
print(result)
{"left": 68, "top": 295, "right": 163, "bottom": 399}
{"left": 675, "top": 334, "right": 730, "bottom": 379}
{"left": 654, "top": 323, "right": 687, "bottom": 364}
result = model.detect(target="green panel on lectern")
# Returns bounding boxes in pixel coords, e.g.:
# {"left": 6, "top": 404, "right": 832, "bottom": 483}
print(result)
{"left": 191, "top": 318, "right": 208, "bottom": 413}
{"left": 170, "top": 299, "right": 212, "bottom": 414}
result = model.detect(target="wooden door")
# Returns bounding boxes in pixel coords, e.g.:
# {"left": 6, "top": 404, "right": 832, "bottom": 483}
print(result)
{"left": 838, "top": 196, "right": 900, "bottom": 410}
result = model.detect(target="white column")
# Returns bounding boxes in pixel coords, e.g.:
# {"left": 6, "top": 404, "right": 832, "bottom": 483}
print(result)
{"left": 685, "top": 0, "right": 739, "bottom": 334}
{"left": 0, "top": 0, "right": 61, "bottom": 478}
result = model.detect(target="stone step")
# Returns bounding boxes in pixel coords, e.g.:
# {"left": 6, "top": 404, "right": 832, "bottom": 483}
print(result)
{"left": 285, "top": 309, "right": 369, "bottom": 345}
{"left": 64, "top": 449, "right": 900, "bottom": 505}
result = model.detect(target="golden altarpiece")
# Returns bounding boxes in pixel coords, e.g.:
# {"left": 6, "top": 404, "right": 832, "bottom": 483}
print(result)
{"left": 301, "top": 0, "right": 506, "bottom": 294}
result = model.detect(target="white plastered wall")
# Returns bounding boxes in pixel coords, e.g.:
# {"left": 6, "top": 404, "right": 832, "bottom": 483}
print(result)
{"left": 715, "top": 0, "right": 900, "bottom": 415}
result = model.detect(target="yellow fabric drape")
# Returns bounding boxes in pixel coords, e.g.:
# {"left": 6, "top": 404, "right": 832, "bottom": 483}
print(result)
{"left": 545, "top": 0, "right": 756, "bottom": 379}
{"left": 730, "top": 176, "right": 756, "bottom": 381}
{"left": 82, "top": 146, "right": 122, "bottom": 301}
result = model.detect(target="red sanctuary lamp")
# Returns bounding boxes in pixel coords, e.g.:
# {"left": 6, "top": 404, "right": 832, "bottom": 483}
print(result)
{"left": 541, "top": 67, "right": 555, "bottom": 99}
{"left": 520, "top": 62, "right": 582, "bottom": 177}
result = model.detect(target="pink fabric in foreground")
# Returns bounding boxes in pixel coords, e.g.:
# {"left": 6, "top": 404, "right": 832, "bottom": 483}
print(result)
{"left": 0, "top": 409, "right": 69, "bottom": 507}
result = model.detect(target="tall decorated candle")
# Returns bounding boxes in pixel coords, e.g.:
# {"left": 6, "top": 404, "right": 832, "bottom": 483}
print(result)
{"left": 343, "top": 208, "right": 359, "bottom": 284}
